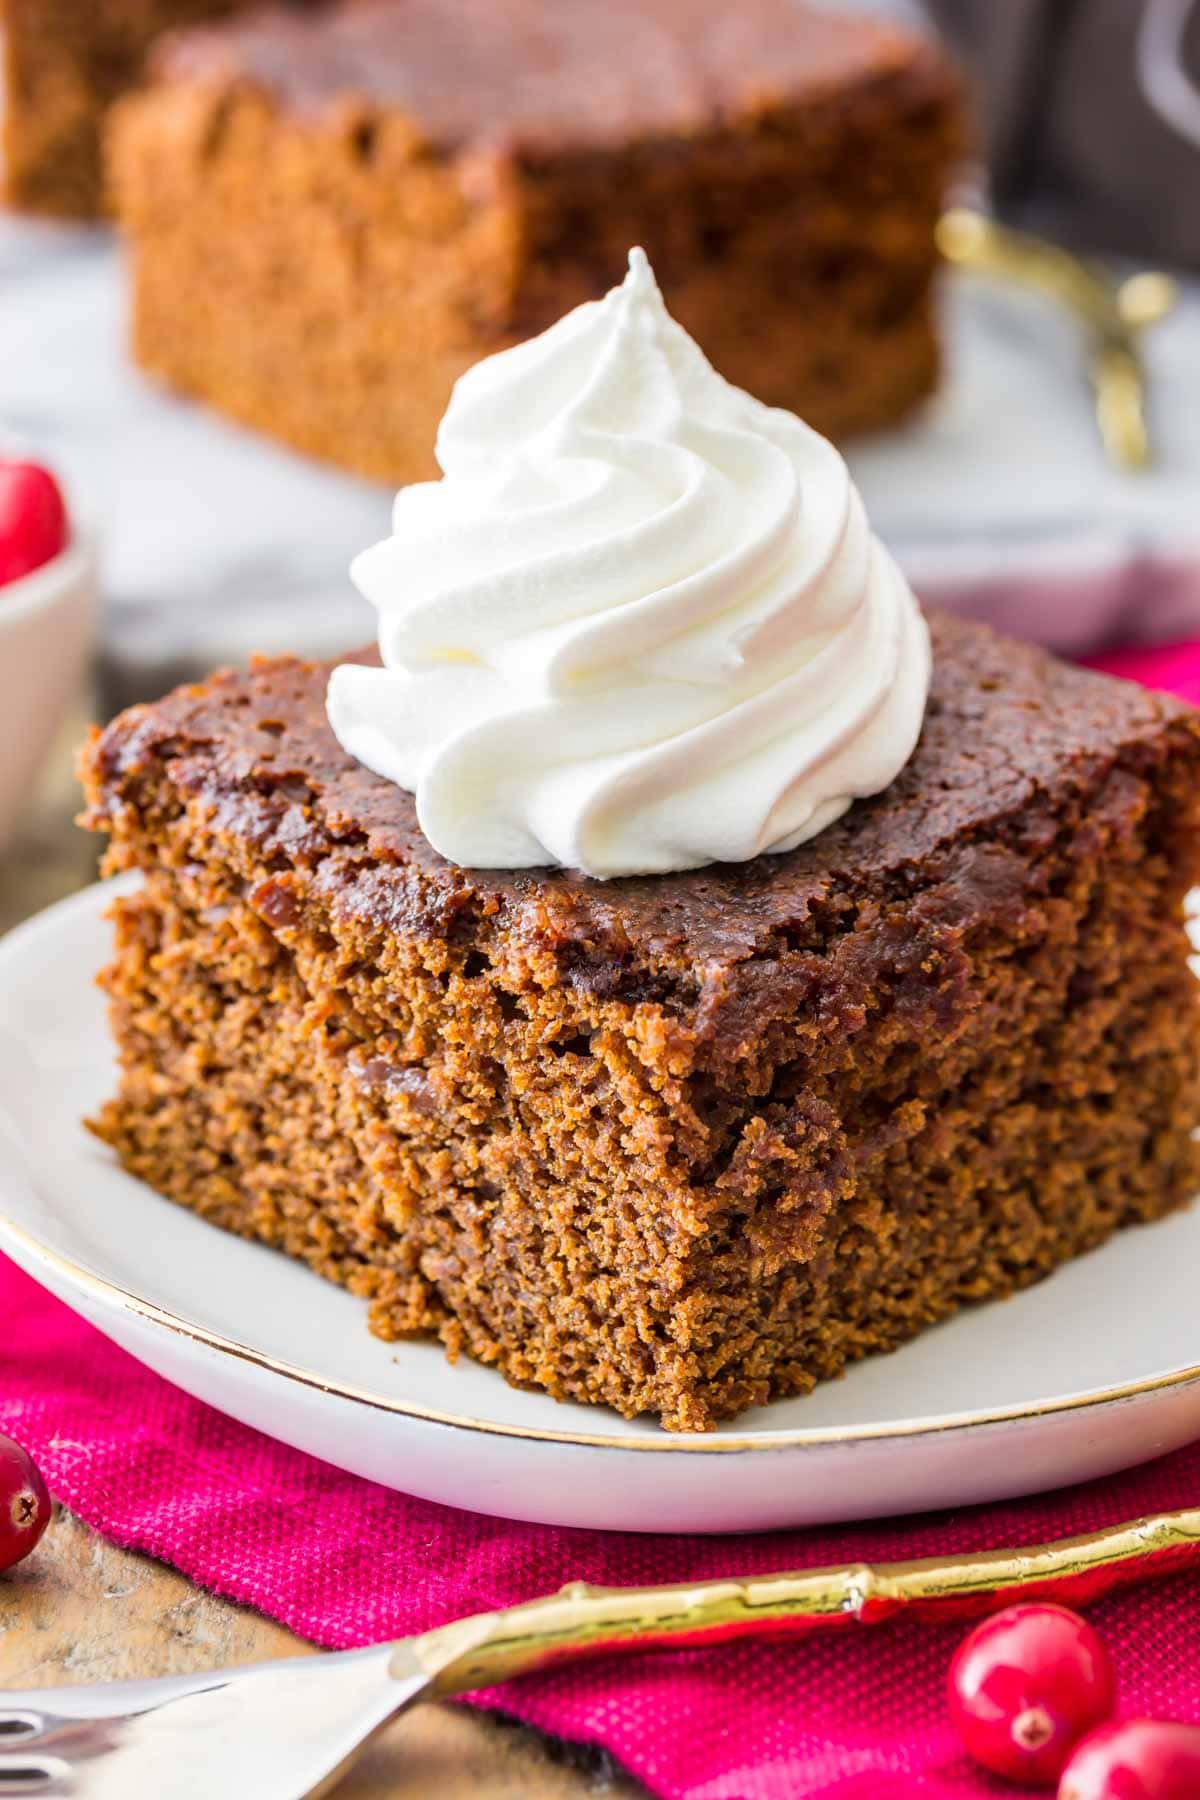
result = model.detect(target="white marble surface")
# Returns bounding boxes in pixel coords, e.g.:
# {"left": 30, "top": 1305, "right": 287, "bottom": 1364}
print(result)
{"left": 3, "top": 212, "right": 1200, "bottom": 706}
{"left": 0, "top": 217, "right": 385, "bottom": 704}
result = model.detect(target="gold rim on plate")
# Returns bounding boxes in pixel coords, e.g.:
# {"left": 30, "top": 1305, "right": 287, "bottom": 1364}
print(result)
{"left": 3, "top": 878, "right": 1200, "bottom": 1456}
{"left": 9, "top": 1161, "right": 1200, "bottom": 1629}
{"left": 5, "top": 1208, "right": 1200, "bottom": 1455}
{"left": 6, "top": 1223, "right": 1200, "bottom": 1628}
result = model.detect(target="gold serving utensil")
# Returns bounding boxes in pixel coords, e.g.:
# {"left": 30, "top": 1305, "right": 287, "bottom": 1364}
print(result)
{"left": 3, "top": 1506, "right": 1197, "bottom": 1796}
{"left": 936, "top": 206, "right": 1178, "bottom": 472}
{"left": 421, "top": 1503, "right": 1200, "bottom": 1688}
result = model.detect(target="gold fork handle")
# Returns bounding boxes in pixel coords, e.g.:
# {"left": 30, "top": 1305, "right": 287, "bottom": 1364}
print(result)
{"left": 937, "top": 207, "right": 1177, "bottom": 471}
{"left": 402, "top": 1505, "right": 1200, "bottom": 1696}
{"left": 1092, "top": 340, "right": 1153, "bottom": 471}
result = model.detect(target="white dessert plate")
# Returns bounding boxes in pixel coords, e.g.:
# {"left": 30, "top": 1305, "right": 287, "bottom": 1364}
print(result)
{"left": 2, "top": 878, "right": 1200, "bottom": 1535}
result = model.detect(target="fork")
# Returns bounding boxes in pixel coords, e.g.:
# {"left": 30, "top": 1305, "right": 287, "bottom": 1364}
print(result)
{"left": 936, "top": 205, "right": 1177, "bottom": 470}
{"left": 3, "top": 1505, "right": 1197, "bottom": 1798}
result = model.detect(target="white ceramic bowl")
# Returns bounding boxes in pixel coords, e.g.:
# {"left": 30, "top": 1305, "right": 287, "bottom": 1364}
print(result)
{"left": 0, "top": 536, "right": 96, "bottom": 856}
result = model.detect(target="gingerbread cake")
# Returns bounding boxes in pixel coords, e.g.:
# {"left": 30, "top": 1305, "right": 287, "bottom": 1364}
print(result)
{"left": 107, "top": 0, "right": 964, "bottom": 480}
{"left": 0, "top": 0, "right": 250, "bottom": 216}
{"left": 79, "top": 616, "right": 1200, "bottom": 1431}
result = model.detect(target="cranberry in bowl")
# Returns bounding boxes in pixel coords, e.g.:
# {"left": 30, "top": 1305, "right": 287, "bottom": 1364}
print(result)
{"left": 0, "top": 458, "right": 95, "bottom": 855}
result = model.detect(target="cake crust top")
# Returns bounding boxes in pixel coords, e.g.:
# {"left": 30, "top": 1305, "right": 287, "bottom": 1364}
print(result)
{"left": 87, "top": 613, "right": 1199, "bottom": 972}
{"left": 151, "top": 0, "right": 953, "bottom": 153}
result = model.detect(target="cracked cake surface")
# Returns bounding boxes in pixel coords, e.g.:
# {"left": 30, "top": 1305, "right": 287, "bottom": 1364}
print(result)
{"left": 79, "top": 613, "right": 1200, "bottom": 1430}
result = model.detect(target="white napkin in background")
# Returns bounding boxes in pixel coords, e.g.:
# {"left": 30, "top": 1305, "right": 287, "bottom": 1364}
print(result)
{"left": 856, "top": 275, "right": 1200, "bottom": 654}
{"left": 2, "top": 214, "right": 1199, "bottom": 709}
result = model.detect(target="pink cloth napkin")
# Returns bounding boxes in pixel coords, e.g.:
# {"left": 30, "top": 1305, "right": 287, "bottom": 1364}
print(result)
{"left": 3, "top": 640, "right": 1200, "bottom": 1800}
{"left": 1080, "top": 638, "right": 1200, "bottom": 704}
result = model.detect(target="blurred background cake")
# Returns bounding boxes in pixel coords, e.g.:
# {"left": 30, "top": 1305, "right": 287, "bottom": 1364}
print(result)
{"left": 108, "top": 0, "right": 962, "bottom": 478}
{"left": 1, "top": 0, "right": 250, "bottom": 216}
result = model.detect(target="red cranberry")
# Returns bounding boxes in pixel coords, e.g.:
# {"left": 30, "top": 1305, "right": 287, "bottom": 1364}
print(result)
{"left": 1059, "top": 1720, "right": 1200, "bottom": 1799}
{"left": 948, "top": 1603, "right": 1117, "bottom": 1787}
{"left": 0, "top": 1431, "right": 51, "bottom": 1572}
{"left": 0, "top": 459, "right": 69, "bottom": 585}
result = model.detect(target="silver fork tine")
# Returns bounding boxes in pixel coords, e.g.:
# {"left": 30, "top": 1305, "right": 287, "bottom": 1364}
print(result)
{"left": 0, "top": 1715, "right": 46, "bottom": 1742}
{"left": 0, "top": 1764, "right": 73, "bottom": 1796}
{"left": 0, "top": 1670, "right": 233, "bottom": 1724}
{"left": 0, "top": 1642, "right": 430, "bottom": 1800}
{"left": 0, "top": 1743, "right": 73, "bottom": 1796}
{"left": 0, "top": 1712, "right": 74, "bottom": 1792}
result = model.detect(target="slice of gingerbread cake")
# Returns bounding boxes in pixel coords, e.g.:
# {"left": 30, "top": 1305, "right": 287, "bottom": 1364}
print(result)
{"left": 79, "top": 612, "right": 1200, "bottom": 1430}
{"left": 79, "top": 254, "right": 1200, "bottom": 1432}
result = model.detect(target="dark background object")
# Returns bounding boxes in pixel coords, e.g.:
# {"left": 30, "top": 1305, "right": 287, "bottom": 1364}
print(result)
{"left": 926, "top": 0, "right": 1200, "bottom": 267}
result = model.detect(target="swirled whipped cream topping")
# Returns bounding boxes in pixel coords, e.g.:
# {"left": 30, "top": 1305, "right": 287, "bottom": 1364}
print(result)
{"left": 327, "top": 249, "right": 930, "bottom": 878}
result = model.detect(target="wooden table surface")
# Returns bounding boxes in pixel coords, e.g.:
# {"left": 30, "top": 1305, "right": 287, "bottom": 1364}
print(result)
{"left": 0, "top": 713, "right": 642, "bottom": 1799}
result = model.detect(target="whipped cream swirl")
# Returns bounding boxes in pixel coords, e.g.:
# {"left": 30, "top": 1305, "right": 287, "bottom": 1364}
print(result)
{"left": 327, "top": 250, "right": 930, "bottom": 877}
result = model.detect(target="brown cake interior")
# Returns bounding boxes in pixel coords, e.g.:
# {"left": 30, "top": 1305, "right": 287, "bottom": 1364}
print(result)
{"left": 79, "top": 617, "right": 1200, "bottom": 1431}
